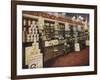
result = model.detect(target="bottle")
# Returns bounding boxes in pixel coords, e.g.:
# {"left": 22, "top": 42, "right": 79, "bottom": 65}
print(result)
{"left": 28, "top": 19, "right": 31, "bottom": 26}
{"left": 30, "top": 34, "right": 34, "bottom": 42}
{"left": 22, "top": 27, "right": 27, "bottom": 42}
{"left": 27, "top": 34, "right": 31, "bottom": 42}
{"left": 23, "top": 19, "right": 27, "bottom": 26}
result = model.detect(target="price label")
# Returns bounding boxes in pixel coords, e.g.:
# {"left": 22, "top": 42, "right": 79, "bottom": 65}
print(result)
{"left": 75, "top": 43, "right": 80, "bottom": 51}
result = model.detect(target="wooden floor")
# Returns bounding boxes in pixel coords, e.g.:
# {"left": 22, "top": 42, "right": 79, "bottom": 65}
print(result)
{"left": 44, "top": 47, "right": 89, "bottom": 67}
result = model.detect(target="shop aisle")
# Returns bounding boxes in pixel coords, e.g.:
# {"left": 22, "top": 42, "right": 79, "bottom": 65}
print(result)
{"left": 44, "top": 47, "right": 89, "bottom": 67}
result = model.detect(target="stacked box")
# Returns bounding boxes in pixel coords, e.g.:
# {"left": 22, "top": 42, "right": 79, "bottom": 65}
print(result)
{"left": 26, "top": 20, "right": 39, "bottom": 42}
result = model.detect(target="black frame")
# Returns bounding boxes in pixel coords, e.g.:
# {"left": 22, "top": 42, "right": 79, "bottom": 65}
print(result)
{"left": 11, "top": 1, "right": 97, "bottom": 80}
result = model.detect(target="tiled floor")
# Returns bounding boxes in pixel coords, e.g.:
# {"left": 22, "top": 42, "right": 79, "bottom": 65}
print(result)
{"left": 44, "top": 47, "right": 89, "bottom": 67}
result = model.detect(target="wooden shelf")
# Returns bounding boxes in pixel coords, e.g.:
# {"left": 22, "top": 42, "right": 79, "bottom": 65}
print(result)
{"left": 22, "top": 41, "right": 39, "bottom": 47}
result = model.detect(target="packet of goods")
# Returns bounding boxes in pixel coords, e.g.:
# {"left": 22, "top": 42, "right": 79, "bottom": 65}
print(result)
{"left": 28, "top": 53, "right": 43, "bottom": 68}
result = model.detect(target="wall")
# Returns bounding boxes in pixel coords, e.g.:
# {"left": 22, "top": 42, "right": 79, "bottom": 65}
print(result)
{"left": 0, "top": 0, "right": 99, "bottom": 80}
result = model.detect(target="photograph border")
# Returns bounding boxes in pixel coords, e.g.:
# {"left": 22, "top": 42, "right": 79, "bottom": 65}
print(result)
{"left": 11, "top": 1, "right": 97, "bottom": 79}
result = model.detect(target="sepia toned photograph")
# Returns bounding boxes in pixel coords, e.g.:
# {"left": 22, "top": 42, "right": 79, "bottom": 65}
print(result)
{"left": 11, "top": 1, "right": 97, "bottom": 79}
{"left": 22, "top": 11, "right": 90, "bottom": 69}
